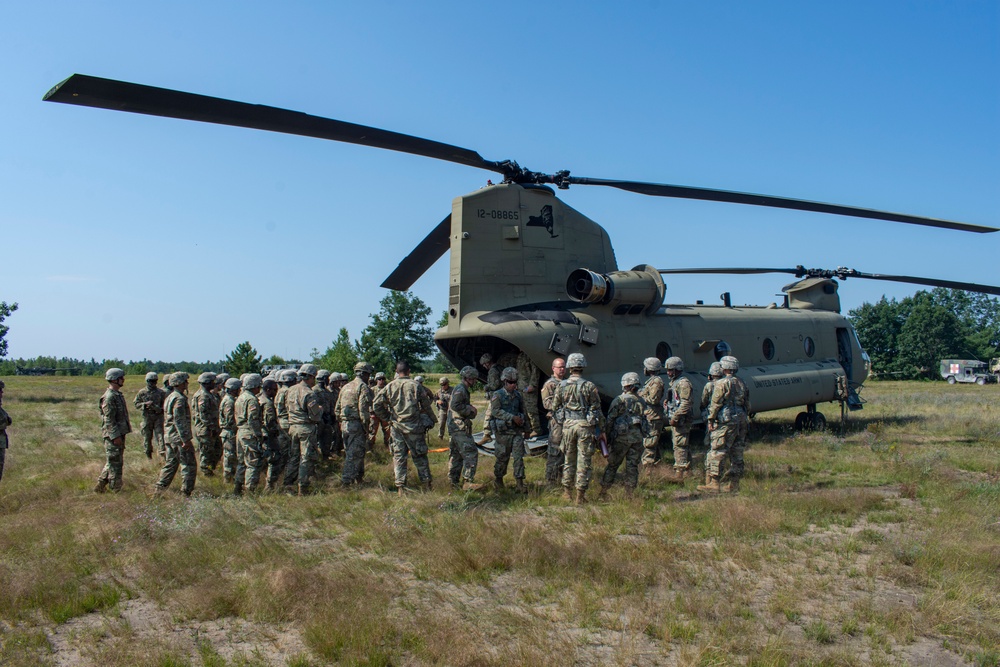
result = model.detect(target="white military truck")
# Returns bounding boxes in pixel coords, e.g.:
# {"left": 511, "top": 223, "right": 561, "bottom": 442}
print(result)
{"left": 940, "top": 359, "right": 997, "bottom": 385}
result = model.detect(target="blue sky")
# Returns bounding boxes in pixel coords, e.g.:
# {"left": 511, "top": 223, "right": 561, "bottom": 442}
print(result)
{"left": 1, "top": 1, "right": 997, "bottom": 362}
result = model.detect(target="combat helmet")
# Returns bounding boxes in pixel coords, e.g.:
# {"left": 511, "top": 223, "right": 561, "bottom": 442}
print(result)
{"left": 279, "top": 369, "right": 298, "bottom": 383}
{"left": 216, "top": 373, "right": 230, "bottom": 385}
{"left": 707, "top": 362, "right": 723, "bottom": 378}
{"left": 479, "top": 353, "right": 493, "bottom": 365}
{"left": 298, "top": 363, "right": 318, "bottom": 377}
{"left": 171, "top": 371, "right": 190, "bottom": 385}
{"left": 243, "top": 373, "right": 263, "bottom": 390}
{"left": 500, "top": 367, "right": 518, "bottom": 382}
{"left": 225, "top": 377, "right": 242, "bottom": 392}
{"left": 105, "top": 368, "right": 125, "bottom": 382}
{"left": 374, "top": 371, "right": 386, "bottom": 380}
{"left": 642, "top": 357, "right": 662, "bottom": 373}
{"left": 664, "top": 356, "right": 684, "bottom": 372}
{"left": 316, "top": 369, "right": 331, "bottom": 382}
{"left": 459, "top": 366, "right": 479, "bottom": 381}
{"left": 197, "top": 372, "right": 216, "bottom": 385}
{"left": 566, "top": 353, "right": 587, "bottom": 370}
{"left": 720, "top": 355, "right": 740, "bottom": 372}
{"left": 145, "top": 372, "right": 158, "bottom": 382}
{"left": 354, "top": 361, "right": 374, "bottom": 375}
{"left": 439, "top": 377, "right": 450, "bottom": 385}
{"left": 621, "top": 372, "right": 641, "bottom": 388}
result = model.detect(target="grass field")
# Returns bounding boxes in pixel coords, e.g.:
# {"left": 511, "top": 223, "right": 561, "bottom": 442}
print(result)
{"left": 0, "top": 376, "right": 997, "bottom": 666}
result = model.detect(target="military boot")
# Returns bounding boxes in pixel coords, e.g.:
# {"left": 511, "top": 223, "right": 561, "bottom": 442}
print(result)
{"left": 297, "top": 484, "right": 310, "bottom": 497}
{"left": 422, "top": 480, "right": 433, "bottom": 493}
{"left": 597, "top": 485, "right": 611, "bottom": 501}
{"left": 397, "top": 486, "right": 406, "bottom": 497}
{"left": 563, "top": 486, "right": 575, "bottom": 502}
{"left": 697, "top": 474, "right": 721, "bottom": 493}
{"left": 515, "top": 479, "right": 527, "bottom": 494}
{"left": 494, "top": 476, "right": 505, "bottom": 490}
{"left": 94, "top": 479, "right": 108, "bottom": 494}
{"left": 721, "top": 477, "right": 741, "bottom": 494}
{"left": 575, "top": 488, "right": 587, "bottom": 506}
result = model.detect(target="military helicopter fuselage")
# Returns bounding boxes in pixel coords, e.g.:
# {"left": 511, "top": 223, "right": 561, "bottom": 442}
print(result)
{"left": 435, "top": 183, "right": 867, "bottom": 417}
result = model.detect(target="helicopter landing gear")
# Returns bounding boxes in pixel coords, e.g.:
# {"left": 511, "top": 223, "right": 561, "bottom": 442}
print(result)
{"left": 794, "top": 406, "right": 826, "bottom": 431}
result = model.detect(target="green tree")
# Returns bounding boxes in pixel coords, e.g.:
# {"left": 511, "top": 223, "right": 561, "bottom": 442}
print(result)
{"left": 425, "top": 310, "right": 455, "bottom": 373}
{"left": 312, "top": 327, "right": 360, "bottom": 374}
{"left": 223, "top": 341, "right": 263, "bottom": 376}
{"left": 358, "top": 291, "right": 434, "bottom": 374}
{"left": 263, "top": 354, "right": 286, "bottom": 366}
{"left": 896, "top": 295, "right": 964, "bottom": 378}
{"left": 0, "top": 301, "right": 19, "bottom": 358}
{"left": 848, "top": 297, "right": 905, "bottom": 377}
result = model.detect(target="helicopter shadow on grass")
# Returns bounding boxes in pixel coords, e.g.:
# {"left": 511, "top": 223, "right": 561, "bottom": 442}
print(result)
{"left": 747, "top": 414, "right": 927, "bottom": 444}
{"left": 13, "top": 395, "right": 77, "bottom": 404}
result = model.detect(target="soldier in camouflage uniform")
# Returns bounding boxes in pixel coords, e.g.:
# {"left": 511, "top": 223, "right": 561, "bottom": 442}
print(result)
{"left": 191, "top": 372, "right": 220, "bottom": 475}
{"left": 491, "top": 367, "right": 529, "bottom": 492}
{"left": 133, "top": 372, "right": 167, "bottom": 460}
{"left": 701, "top": 362, "right": 723, "bottom": 447}
{"left": 639, "top": 357, "right": 666, "bottom": 468}
{"left": 447, "top": 366, "right": 480, "bottom": 489}
{"left": 700, "top": 356, "right": 751, "bottom": 493}
{"left": 213, "top": 373, "right": 230, "bottom": 399}
{"left": 270, "top": 370, "right": 297, "bottom": 489}
{"left": 0, "top": 380, "right": 12, "bottom": 484}
{"left": 515, "top": 351, "right": 542, "bottom": 437}
{"left": 598, "top": 373, "right": 649, "bottom": 500}
{"left": 373, "top": 361, "right": 436, "bottom": 495}
{"left": 369, "top": 372, "right": 390, "bottom": 448}
{"left": 335, "top": 362, "right": 373, "bottom": 486}
{"left": 259, "top": 377, "right": 282, "bottom": 491}
{"left": 540, "top": 357, "right": 567, "bottom": 484}
{"left": 328, "top": 372, "right": 345, "bottom": 456}
{"left": 314, "top": 370, "right": 335, "bottom": 459}
{"left": 477, "top": 353, "right": 502, "bottom": 445}
{"left": 155, "top": 372, "right": 197, "bottom": 497}
{"left": 286, "top": 363, "right": 324, "bottom": 494}
{"left": 219, "top": 378, "right": 241, "bottom": 483}
{"left": 435, "top": 377, "right": 453, "bottom": 441}
{"left": 235, "top": 373, "right": 265, "bottom": 494}
{"left": 551, "top": 353, "right": 606, "bottom": 505}
{"left": 663, "top": 356, "right": 694, "bottom": 482}
{"left": 96, "top": 368, "right": 132, "bottom": 493}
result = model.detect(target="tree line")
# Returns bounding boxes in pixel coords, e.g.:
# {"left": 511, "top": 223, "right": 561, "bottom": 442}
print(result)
{"left": 848, "top": 288, "right": 1000, "bottom": 379}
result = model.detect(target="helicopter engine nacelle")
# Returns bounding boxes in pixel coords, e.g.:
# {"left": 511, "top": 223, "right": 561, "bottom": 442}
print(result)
{"left": 566, "top": 265, "right": 665, "bottom": 315}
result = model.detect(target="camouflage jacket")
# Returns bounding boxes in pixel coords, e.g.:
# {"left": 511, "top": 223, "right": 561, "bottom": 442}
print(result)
{"left": 551, "top": 374, "right": 605, "bottom": 431}
{"left": 259, "top": 393, "right": 280, "bottom": 438}
{"left": 0, "top": 404, "right": 10, "bottom": 448}
{"left": 639, "top": 375, "right": 666, "bottom": 421}
{"left": 490, "top": 387, "right": 526, "bottom": 434}
{"left": 373, "top": 376, "right": 434, "bottom": 434}
{"left": 485, "top": 365, "right": 502, "bottom": 393}
{"left": 447, "top": 382, "right": 476, "bottom": 435}
{"left": 163, "top": 390, "right": 192, "bottom": 444}
{"left": 275, "top": 385, "right": 290, "bottom": 430}
{"left": 700, "top": 379, "right": 716, "bottom": 414}
{"left": 436, "top": 386, "right": 453, "bottom": 413}
{"left": 191, "top": 387, "right": 220, "bottom": 436}
{"left": 335, "top": 376, "right": 372, "bottom": 425}
{"left": 100, "top": 387, "right": 132, "bottom": 440}
{"left": 708, "top": 375, "right": 750, "bottom": 423}
{"left": 235, "top": 390, "right": 262, "bottom": 439}
{"left": 133, "top": 383, "right": 167, "bottom": 418}
{"left": 312, "top": 385, "right": 335, "bottom": 425}
{"left": 666, "top": 375, "right": 694, "bottom": 424}
{"left": 287, "top": 382, "right": 323, "bottom": 426}
{"left": 219, "top": 393, "right": 237, "bottom": 432}
{"left": 606, "top": 391, "right": 650, "bottom": 441}
{"left": 515, "top": 352, "right": 540, "bottom": 392}
{"left": 541, "top": 376, "right": 560, "bottom": 416}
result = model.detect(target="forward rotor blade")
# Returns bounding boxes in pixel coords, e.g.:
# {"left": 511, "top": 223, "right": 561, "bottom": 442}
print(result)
{"left": 656, "top": 266, "right": 1000, "bottom": 296}
{"left": 570, "top": 177, "right": 997, "bottom": 234}
{"left": 381, "top": 215, "right": 452, "bottom": 291}
{"left": 44, "top": 74, "right": 500, "bottom": 173}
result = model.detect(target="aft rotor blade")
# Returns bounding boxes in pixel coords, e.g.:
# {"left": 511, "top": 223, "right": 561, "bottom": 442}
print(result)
{"left": 570, "top": 177, "right": 997, "bottom": 234}
{"left": 381, "top": 215, "right": 452, "bottom": 291}
{"left": 656, "top": 266, "right": 1000, "bottom": 296}
{"left": 44, "top": 74, "right": 501, "bottom": 173}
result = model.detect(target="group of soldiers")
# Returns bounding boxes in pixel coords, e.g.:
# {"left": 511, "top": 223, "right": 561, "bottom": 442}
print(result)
{"left": 94, "top": 349, "right": 749, "bottom": 503}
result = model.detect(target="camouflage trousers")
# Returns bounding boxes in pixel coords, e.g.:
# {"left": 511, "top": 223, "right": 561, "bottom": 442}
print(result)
{"left": 289, "top": 424, "right": 320, "bottom": 490}
{"left": 195, "top": 429, "right": 221, "bottom": 473}
{"left": 437, "top": 409, "right": 448, "bottom": 440}
{"left": 601, "top": 432, "right": 643, "bottom": 489}
{"left": 448, "top": 430, "right": 478, "bottom": 484}
{"left": 481, "top": 402, "right": 493, "bottom": 442}
{"left": 97, "top": 437, "right": 125, "bottom": 491}
{"left": 156, "top": 440, "right": 197, "bottom": 495}
{"left": 318, "top": 422, "right": 334, "bottom": 458}
{"left": 706, "top": 418, "right": 746, "bottom": 479}
{"left": 266, "top": 430, "right": 290, "bottom": 487}
{"left": 370, "top": 415, "right": 390, "bottom": 448}
{"left": 140, "top": 415, "right": 165, "bottom": 459}
{"left": 642, "top": 417, "right": 664, "bottom": 465}
{"left": 236, "top": 429, "right": 266, "bottom": 491}
{"left": 523, "top": 390, "right": 541, "bottom": 435}
{"left": 0, "top": 445, "right": 5, "bottom": 484}
{"left": 670, "top": 419, "right": 693, "bottom": 470}
{"left": 545, "top": 420, "right": 564, "bottom": 482}
{"left": 493, "top": 431, "right": 526, "bottom": 482}
{"left": 390, "top": 427, "right": 431, "bottom": 488}
{"left": 561, "top": 420, "right": 597, "bottom": 491}
{"left": 221, "top": 429, "right": 237, "bottom": 480}
{"left": 330, "top": 419, "right": 344, "bottom": 456}
{"left": 340, "top": 420, "right": 368, "bottom": 485}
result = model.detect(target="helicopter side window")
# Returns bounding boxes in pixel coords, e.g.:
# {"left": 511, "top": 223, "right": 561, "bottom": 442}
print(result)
{"left": 656, "top": 342, "right": 672, "bottom": 362}
{"left": 762, "top": 338, "right": 775, "bottom": 360}
{"left": 714, "top": 341, "right": 731, "bottom": 360}
{"left": 804, "top": 336, "right": 815, "bottom": 357}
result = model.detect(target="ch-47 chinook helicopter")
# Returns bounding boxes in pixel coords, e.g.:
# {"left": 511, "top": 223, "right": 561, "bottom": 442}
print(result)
{"left": 44, "top": 74, "right": 1000, "bottom": 434}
